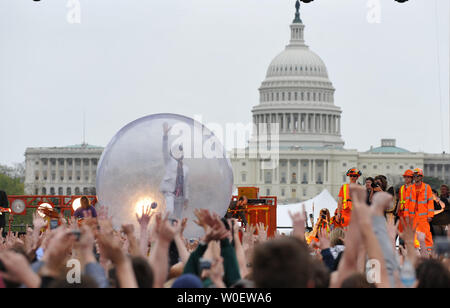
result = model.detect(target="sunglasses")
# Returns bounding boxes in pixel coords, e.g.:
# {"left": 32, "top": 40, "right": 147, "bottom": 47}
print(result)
{"left": 350, "top": 175, "right": 359, "bottom": 178}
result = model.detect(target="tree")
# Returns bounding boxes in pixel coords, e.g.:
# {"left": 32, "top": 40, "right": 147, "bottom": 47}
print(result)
{"left": 423, "top": 176, "right": 444, "bottom": 191}
{"left": 0, "top": 164, "right": 25, "bottom": 195}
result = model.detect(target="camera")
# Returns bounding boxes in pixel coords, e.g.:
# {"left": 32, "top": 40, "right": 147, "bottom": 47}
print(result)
{"left": 321, "top": 214, "right": 327, "bottom": 220}
{"left": 199, "top": 258, "right": 212, "bottom": 271}
{"left": 371, "top": 182, "right": 380, "bottom": 188}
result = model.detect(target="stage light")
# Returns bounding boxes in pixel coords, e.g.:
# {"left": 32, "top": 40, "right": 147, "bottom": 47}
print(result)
{"left": 135, "top": 197, "right": 155, "bottom": 216}
{"left": 72, "top": 198, "right": 82, "bottom": 211}
{"left": 37, "top": 203, "right": 53, "bottom": 218}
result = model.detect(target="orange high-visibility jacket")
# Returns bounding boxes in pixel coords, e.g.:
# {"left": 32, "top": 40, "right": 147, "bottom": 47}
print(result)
{"left": 398, "top": 184, "right": 411, "bottom": 216}
{"left": 339, "top": 184, "right": 352, "bottom": 211}
{"left": 405, "top": 182, "right": 434, "bottom": 221}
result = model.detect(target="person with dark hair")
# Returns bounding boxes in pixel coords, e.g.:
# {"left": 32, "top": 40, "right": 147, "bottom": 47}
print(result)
{"left": 226, "top": 196, "right": 248, "bottom": 226}
{"left": 109, "top": 256, "right": 154, "bottom": 288}
{"left": 416, "top": 259, "right": 450, "bottom": 288}
{"left": 336, "top": 168, "right": 362, "bottom": 228}
{"left": 311, "top": 260, "right": 330, "bottom": 288}
{"left": 374, "top": 175, "right": 395, "bottom": 218}
{"left": 405, "top": 168, "right": 435, "bottom": 251}
{"left": 440, "top": 184, "right": 449, "bottom": 202}
{"left": 397, "top": 170, "right": 414, "bottom": 235}
{"left": 365, "top": 177, "right": 375, "bottom": 205}
{"left": 48, "top": 275, "right": 99, "bottom": 288}
{"left": 73, "top": 196, "right": 97, "bottom": 219}
{"left": 0, "top": 190, "right": 8, "bottom": 236}
{"left": 252, "top": 237, "right": 313, "bottom": 288}
{"left": 340, "top": 273, "right": 376, "bottom": 288}
{"left": 430, "top": 189, "right": 450, "bottom": 238}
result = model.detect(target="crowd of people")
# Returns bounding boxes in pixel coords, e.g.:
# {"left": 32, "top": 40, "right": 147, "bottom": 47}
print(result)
{"left": 0, "top": 170, "right": 449, "bottom": 288}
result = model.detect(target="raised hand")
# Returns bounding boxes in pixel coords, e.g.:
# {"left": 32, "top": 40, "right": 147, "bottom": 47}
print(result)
{"left": 318, "top": 228, "right": 330, "bottom": 250}
{"left": 163, "top": 122, "right": 172, "bottom": 136}
{"left": 289, "top": 204, "right": 307, "bottom": 241}
{"left": 41, "top": 227, "right": 76, "bottom": 277}
{"left": 204, "top": 257, "right": 225, "bottom": 288}
{"left": 179, "top": 217, "right": 188, "bottom": 237}
{"left": 0, "top": 250, "right": 41, "bottom": 288}
{"left": 203, "top": 224, "right": 229, "bottom": 243}
{"left": 256, "top": 222, "right": 268, "bottom": 243}
{"left": 136, "top": 205, "right": 153, "bottom": 228}
{"left": 154, "top": 214, "right": 181, "bottom": 244}
{"left": 97, "top": 223, "right": 126, "bottom": 265}
{"left": 32, "top": 211, "right": 47, "bottom": 230}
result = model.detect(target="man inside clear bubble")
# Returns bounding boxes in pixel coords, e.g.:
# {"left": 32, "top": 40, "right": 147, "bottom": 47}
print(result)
{"left": 160, "top": 122, "right": 189, "bottom": 219}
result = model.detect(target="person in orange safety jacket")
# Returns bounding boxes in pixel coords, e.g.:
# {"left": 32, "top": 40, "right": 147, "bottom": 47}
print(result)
{"left": 397, "top": 169, "right": 414, "bottom": 233}
{"left": 336, "top": 168, "right": 362, "bottom": 228}
{"left": 404, "top": 168, "right": 434, "bottom": 251}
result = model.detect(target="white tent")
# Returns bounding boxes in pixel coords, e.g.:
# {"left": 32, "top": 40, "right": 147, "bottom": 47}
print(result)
{"left": 277, "top": 189, "right": 338, "bottom": 233}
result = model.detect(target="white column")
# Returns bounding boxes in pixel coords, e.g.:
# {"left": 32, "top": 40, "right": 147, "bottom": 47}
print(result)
{"left": 290, "top": 113, "right": 294, "bottom": 132}
{"left": 312, "top": 159, "right": 316, "bottom": 184}
{"left": 338, "top": 116, "right": 341, "bottom": 134}
{"left": 64, "top": 159, "right": 68, "bottom": 183}
{"left": 46, "top": 158, "right": 50, "bottom": 183}
{"left": 306, "top": 114, "right": 310, "bottom": 132}
{"left": 287, "top": 159, "right": 291, "bottom": 184}
{"left": 81, "top": 158, "right": 85, "bottom": 184}
{"left": 55, "top": 158, "right": 59, "bottom": 184}
{"left": 312, "top": 114, "right": 316, "bottom": 133}
{"left": 309, "top": 160, "right": 313, "bottom": 183}
{"left": 72, "top": 159, "right": 76, "bottom": 182}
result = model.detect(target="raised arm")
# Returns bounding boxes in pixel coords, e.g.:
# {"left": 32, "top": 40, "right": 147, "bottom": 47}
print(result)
{"left": 162, "top": 122, "right": 171, "bottom": 165}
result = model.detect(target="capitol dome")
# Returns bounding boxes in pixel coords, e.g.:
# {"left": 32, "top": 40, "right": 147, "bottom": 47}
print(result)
{"left": 252, "top": 2, "right": 344, "bottom": 149}
{"left": 266, "top": 48, "right": 329, "bottom": 79}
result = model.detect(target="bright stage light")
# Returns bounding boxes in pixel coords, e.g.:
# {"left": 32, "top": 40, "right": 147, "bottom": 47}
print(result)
{"left": 37, "top": 203, "right": 53, "bottom": 218}
{"left": 72, "top": 198, "right": 82, "bottom": 211}
{"left": 135, "top": 197, "right": 155, "bottom": 216}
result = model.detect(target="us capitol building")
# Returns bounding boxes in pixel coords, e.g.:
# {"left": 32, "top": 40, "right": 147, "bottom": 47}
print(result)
{"left": 24, "top": 3, "right": 449, "bottom": 201}
{"left": 228, "top": 3, "right": 450, "bottom": 203}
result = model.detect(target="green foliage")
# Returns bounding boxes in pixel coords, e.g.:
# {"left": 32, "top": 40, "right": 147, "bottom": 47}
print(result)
{"left": 423, "top": 176, "right": 444, "bottom": 191}
{"left": 0, "top": 172, "right": 24, "bottom": 195}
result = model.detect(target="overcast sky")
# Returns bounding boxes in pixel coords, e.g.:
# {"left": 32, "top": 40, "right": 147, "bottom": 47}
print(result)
{"left": 0, "top": 0, "right": 449, "bottom": 166}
